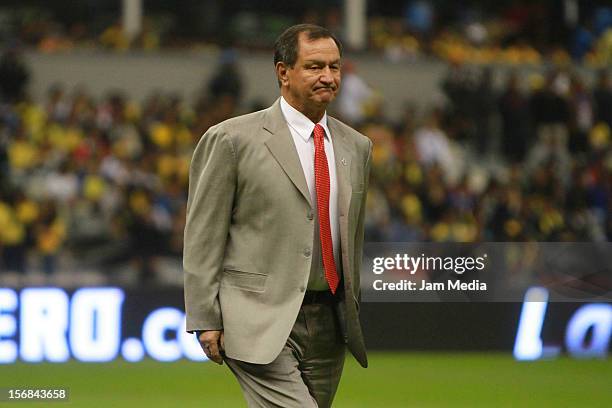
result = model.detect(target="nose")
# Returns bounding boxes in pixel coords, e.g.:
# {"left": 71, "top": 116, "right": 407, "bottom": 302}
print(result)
{"left": 319, "top": 66, "right": 333, "bottom": 85}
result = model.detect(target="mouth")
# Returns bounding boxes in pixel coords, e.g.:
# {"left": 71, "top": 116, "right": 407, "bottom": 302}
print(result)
{"left": 315, "top": 87, "right": 334, "bottom": 93}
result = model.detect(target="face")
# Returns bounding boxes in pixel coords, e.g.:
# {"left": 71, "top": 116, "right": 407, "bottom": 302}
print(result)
{"left": 278, "top": 33, "right": 341, "bottom": 113}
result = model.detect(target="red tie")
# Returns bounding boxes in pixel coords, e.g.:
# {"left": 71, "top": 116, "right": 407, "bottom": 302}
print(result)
{"left": 313, "top": 124, "right": 339, "bottom": 294}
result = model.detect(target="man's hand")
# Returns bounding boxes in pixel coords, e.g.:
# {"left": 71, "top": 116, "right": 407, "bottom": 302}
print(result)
{"left": 197, "top": 330, "right": 225, "bottom": 364}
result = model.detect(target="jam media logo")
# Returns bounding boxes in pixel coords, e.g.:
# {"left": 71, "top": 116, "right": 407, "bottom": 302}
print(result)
{"left": 514, "top": 287, "right": 612, "bottom": 360}
{"left": 0, "top": 288, "right": 205, "bottom": 364}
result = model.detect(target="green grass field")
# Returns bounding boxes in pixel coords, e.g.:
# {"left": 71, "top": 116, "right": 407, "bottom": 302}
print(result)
{"left": 2, "top": 353, "right": 611, "bottom": 407}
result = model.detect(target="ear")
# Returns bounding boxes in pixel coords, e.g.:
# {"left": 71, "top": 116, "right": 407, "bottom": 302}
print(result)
{"left": 275, "top": 62, "right": 290, "bottom": 87}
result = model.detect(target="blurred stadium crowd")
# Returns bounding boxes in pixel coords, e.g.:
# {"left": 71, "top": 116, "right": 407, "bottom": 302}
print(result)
{"left": 0, "top": 44, "right": 611, "bottom": 282}
{"left": 0, "top": 50, "right": 248, "bottom": 281}
{"left": 0, "top": 1, "right": 611, "bottom": 283}
{"left": 363, "top": 66, "right": 611, "bottom": 244}
{"left": 1, "top": 1, "right": 612, "bottom": 65}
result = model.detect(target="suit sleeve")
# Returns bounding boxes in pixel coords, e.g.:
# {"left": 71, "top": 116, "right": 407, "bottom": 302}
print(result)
{"left": 183, "top": 125, "right": 236, "bottom": 332}
{"left": 353, "top": 139, "right": 372, "bottom": 304}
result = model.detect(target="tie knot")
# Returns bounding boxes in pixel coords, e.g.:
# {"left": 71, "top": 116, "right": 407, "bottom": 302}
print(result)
{"left": 313, "top": 124, "right": 325, "bottom": 144}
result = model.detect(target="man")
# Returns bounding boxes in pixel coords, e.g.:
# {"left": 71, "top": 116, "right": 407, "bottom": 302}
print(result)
{"left": 184, "top": 24, "right": 371, "bottom": 407}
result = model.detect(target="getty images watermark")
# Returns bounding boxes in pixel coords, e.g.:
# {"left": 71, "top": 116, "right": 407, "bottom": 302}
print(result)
{"left": 361, "top": 242, "right": 612, "bottom": 302}
{"left": 372, "top": 252, "right": 488, "bottom": 291}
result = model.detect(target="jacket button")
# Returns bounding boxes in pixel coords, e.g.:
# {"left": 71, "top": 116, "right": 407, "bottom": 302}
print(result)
{"left": 307, "top": 211, "right": 313, "bottom": 220}
{"left": 303, "top": 248, "right": 311, "bottom": 257}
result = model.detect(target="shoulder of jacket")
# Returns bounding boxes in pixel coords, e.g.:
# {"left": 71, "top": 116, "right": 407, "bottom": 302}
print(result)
{"left": 200, "top": 108, "right": 269, "bottom": 149}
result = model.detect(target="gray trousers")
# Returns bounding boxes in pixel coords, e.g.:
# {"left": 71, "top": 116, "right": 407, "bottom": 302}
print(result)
{"left": 224, "top": 302, "right": 346, "bottom": 408}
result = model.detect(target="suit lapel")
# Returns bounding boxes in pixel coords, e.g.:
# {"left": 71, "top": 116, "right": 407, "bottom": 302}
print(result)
{"left": 328, "top": 118, "right": 354, "bottom": 291}
{"left": 328, "top": 119, "right": 352, "bottom": 221}
{"left": 263, "top": 99, "right": 312, "bottom": 208}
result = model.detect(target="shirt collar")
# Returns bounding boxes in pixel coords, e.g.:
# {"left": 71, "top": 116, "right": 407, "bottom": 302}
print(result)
{"left": 280, "top": 96, "right": 331, "bottom": 142}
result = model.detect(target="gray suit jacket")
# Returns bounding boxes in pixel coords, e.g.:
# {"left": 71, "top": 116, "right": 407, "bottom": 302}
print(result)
{"left": 183, "top": 98, "right": 371, "bottom": 367}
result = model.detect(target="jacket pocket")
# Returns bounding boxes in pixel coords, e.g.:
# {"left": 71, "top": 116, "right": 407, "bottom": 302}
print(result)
{"left": 221, "top": 269, "right": 267, "bottom": 292}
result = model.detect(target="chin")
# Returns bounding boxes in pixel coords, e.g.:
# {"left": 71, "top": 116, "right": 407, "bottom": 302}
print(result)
{"left": 314, "top": 94, "right": 335, "bottom": 104}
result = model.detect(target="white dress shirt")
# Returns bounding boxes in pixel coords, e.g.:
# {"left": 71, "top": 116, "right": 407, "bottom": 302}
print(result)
{"left": 279, "top": 96, "right": 340, "bottom": 271}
